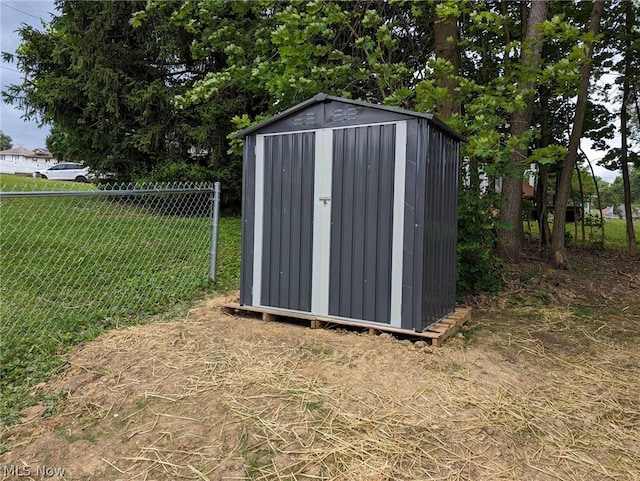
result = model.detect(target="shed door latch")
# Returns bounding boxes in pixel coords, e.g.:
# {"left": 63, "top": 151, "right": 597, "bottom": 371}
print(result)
{"left": 319, "top": 196, "right": 331, "bottom": 206}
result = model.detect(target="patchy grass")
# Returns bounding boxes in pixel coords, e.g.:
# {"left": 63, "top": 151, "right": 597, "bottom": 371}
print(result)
{"left": 0, "top": 178, "right": 239, "bottom": 424}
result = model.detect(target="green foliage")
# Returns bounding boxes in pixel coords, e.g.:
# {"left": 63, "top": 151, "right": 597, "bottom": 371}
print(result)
{"left": 571, "top": 165, "right": 599, "bottom": 200}
{"left": 456, "top": 188, "right": 504, "bottom": 297}
{"left": 413, "top": 2, "right": 605, "bottom": 186}
{"left": 2, "top": 0, "right": 259, "bottom": 205}
{"left": 5, "top": 0, "right": 634, "bottom": 266}
{"left": 179, "top": 0, "right": 421, "bottom": 115}
{"left": 582, "top": 211, "right": 605, "bottom": 249}
{"left": 0, "top": 131, "right": 12, "bottom": 150}
{"left": 169, "top": 0, "right": 601, "bottom": 191}
{"left": 584, "top": 211, "right": 604, "bottom": 228}
{"left": 530, "top": 145, "right": 568, "bottom": 166}
{"left": 145, "top": 162, "right": 212, "bottom": 183}
{"left": 5, "top": 1, "right": 166, "bottom": 175}
{"left": 599, "top": 165, "right": 640, "bottom": 207}
{"left": 593, "top": 1, "right": 640, "bottom": 178}
{"left": 170, "top": 0, "right": 616, "bottom": 272}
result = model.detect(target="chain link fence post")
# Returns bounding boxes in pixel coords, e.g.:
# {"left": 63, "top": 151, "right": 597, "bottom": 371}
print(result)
{"left": 0, "top": 181, "right": 216, "bottom": 421}
{"left": 209, "top": 181, "right": 221, "bottom": 282}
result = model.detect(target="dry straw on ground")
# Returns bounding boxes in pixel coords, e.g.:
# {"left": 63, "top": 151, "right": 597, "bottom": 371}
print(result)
{"left": 1, "top": 266, "right": 639, "bottom": 481}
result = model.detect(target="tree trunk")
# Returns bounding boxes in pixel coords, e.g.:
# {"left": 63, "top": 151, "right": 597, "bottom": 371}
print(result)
{"left": 537, "top": 87, "right": 552, "bottom": 250}
{"left": 497, "top": 0, "right": 549, "bottom": 262}
{"left": 433, "top": 0, "right": 460, "bottom": 118}
{"left": 620, "top": 1, "right": 637, "bottom": 256}
{"left": 433, "top": 0, "right": 466, "bottom": 184}
{"left": 620, "top": 128, "right": 637, "bottom": 255}
{"left": 550, "top": 0, "right": 605, "bottom": 268}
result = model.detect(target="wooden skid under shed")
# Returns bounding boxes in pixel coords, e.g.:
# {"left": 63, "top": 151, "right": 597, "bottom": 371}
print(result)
{"left": 221, "top": 303, "right": 471, "bottom": 346}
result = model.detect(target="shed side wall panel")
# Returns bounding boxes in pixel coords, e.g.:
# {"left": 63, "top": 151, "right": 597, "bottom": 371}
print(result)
{"left": 261, "top": 132, "right": 315, "bottom": 311}
{"left": 329, "top": 124, "right": 395, "bottom": 324}
{"left": 421, "top": 128, "right": 458, "bottom": 328}
{"left": 422, "top": 129, "right": 443, "bottom": 326}
{"left": 409, "top": 121, "right": 430, "bottom": 331}
{"left": 446, "top": 137, "right": 460, "bottom": 310}
{"left": 240, "top": 136, "right": 256, "bottom": 305}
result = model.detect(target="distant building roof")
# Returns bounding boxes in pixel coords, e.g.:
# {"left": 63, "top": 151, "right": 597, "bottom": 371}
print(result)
{"left": 0, "top": 147, "right": 34, "bottom": 156}
{"left": 0, "top": 147, "right": 54, "bottom": 159}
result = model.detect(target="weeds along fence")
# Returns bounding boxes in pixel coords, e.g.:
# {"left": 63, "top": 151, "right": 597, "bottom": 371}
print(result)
{"left": 0, "top": 181, "right": 220, "bottom": 421}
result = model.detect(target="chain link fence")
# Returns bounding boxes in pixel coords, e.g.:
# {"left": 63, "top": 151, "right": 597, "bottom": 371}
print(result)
{"left": 0, "top": 181, "right": 219, "bottom": 421}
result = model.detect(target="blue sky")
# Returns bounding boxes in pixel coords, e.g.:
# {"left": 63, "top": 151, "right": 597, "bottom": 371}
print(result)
{"left": 0, "top": 1, "right": 620, "bottom": 182}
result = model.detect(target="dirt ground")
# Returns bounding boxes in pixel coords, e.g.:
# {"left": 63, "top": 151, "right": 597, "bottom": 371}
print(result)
{"left": 1, "top": 248, "right": 639, "bottom": 481}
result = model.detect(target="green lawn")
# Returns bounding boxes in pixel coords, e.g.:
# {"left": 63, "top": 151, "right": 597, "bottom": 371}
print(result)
{"left": 0, "top": 173, "right": 97, "bottom": 191}
{"left": 0, "top": 176, "right": 241, "bottom": 423}
{"left": 600, "top": 217, "right": 640, "bottom": 250}
{"left": 524, "top": 216, "right": 640, "bottom": 251}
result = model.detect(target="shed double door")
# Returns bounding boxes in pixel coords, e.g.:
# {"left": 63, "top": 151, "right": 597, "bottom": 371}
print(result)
{"left": 256, "top": 122, "right": 405, "bottom": 326}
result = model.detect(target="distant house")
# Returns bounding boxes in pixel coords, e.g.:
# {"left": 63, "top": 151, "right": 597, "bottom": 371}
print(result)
{"left": 602, "top": 205, "right": 639, "bottom": 220}
{"left": 601, "top": 206, "right": 617, "bottom": 219}
{"left": 0, "top": 147, "right": 57, "bottom": 174}
{"left": 478, "top": 163, "right": 537, "bottom": 196}
{"left": 522, "top": 181, "right": 535, "bottom": 198}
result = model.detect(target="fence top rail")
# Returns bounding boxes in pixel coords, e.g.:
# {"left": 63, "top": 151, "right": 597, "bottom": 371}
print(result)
{"left": 0, "top": 182, "right": 215, "bottom": 198}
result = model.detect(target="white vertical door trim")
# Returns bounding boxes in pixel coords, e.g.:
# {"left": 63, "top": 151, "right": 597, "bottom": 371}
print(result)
{"left": 252, "top": 134, "right": 265, "bottom": 306}
{"left": 311, "top": 128, "right": 333, "bottom": 315}
{"left": 390, "top": 121, "right": 407, "bottom": 328}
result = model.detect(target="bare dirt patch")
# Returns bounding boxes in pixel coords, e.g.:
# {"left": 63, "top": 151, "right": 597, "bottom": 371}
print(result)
{"left": 2, "top": 249, "right": 639, "bottom": 480}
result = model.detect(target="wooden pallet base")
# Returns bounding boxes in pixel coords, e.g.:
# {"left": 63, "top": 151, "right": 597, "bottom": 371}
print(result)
{"left": 221, "top": 303, "right": 471, "bottom": 346}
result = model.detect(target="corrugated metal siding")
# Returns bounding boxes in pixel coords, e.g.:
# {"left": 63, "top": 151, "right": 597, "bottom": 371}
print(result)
{"left": 261, "top": 132, "right": 315, "bottom": 311}
{"left": 402, "top": 121, "right": 459, "bottom": 330}
{"left": 240, "top": 136, "right": 256, "bottom": 305}
{"left": 402, "top": 120, "right": 426, "bottom": 330}
{"left": 240, "top": 96, "right": 462, "bottom": 332}
{"left": 329, "top": 125, "right": 396, "bottom": 324}
{"left": 444, "top": 134, "right": 460, "bottom": 318}
{"left": 420, "top": 128, "right": 458, "bottom": 328}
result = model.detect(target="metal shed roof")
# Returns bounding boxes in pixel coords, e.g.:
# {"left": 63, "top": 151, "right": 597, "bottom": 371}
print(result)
{"left": 234, "top": 93, "right": 466, "bottom": 142}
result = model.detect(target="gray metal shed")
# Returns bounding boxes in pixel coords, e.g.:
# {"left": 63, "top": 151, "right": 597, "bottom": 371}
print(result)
{"left": 236, "top": 93, "right": 464, "bottom": 333}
